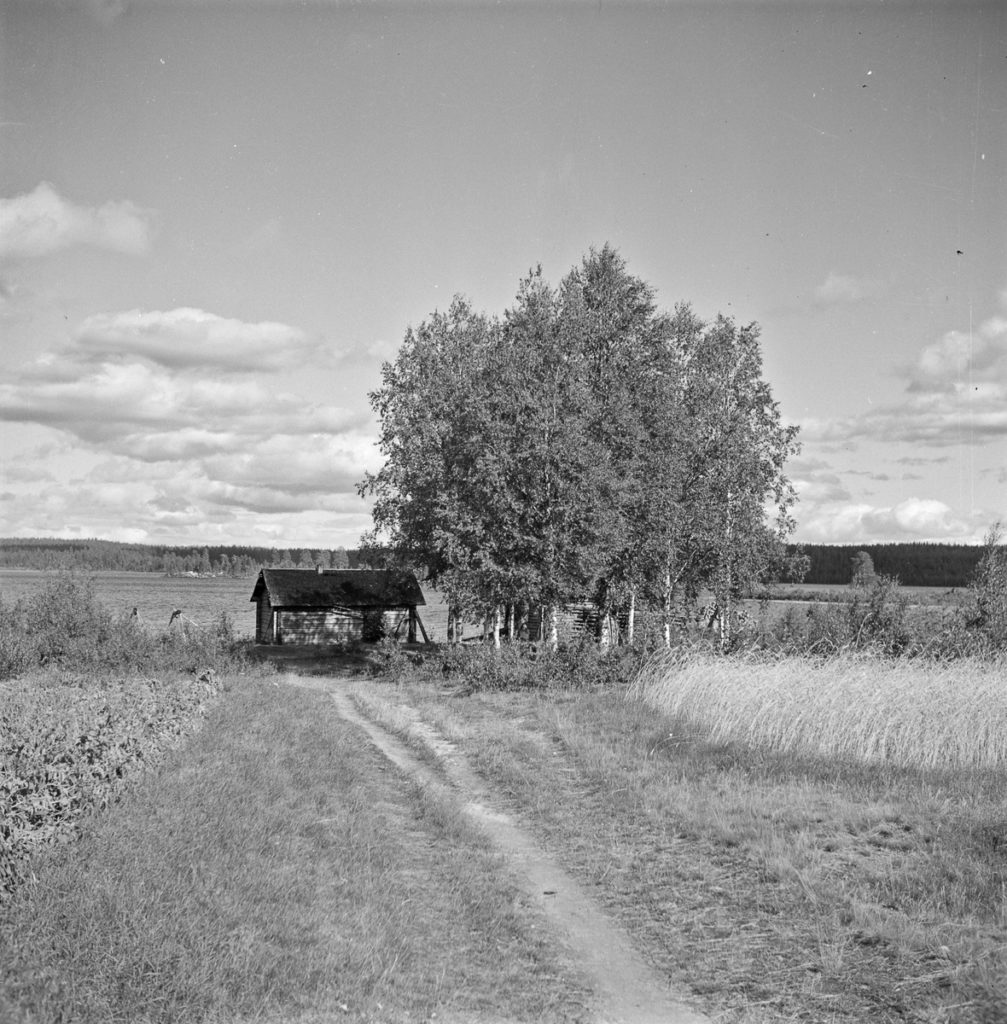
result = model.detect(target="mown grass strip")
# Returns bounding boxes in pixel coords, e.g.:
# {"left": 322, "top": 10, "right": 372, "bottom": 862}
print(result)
{"left": 0, "top": 677, "right": 592, "bottom": 1024}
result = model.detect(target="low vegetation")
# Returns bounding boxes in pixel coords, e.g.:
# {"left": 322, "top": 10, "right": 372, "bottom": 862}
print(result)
{"left": 0, "top": 574, "right": 256, "bottom": 900}
{"left": 1, "top": 678, "right": 590, "bottom": 1024}
{"left": 0, "top": 670, "right": 223, "bottom": 898}
{"left": 5, "top": 540, "right": 1006, "bottom": 1022}
{"left": 0, "top": 573, "right": 247, "bottom": 681}
{"left": 629, "top": 650, "right": 1007, "bottom": 771}
{"left": 373, "top": 680, "right": 1007, "bottom": 1023}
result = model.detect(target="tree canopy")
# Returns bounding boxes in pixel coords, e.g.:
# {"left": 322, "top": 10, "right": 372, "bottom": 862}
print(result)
{"left": 360, "top": 245, "right": 802, "bottom": 645}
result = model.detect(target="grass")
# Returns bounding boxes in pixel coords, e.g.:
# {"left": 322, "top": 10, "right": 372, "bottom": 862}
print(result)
{"left": 0, "top": 675, "right": 592, "bottom": 1024}
{"left": 628, "top": 650, "right": 1007, "bottom": 770}
{"left": 373, "top": 673, "right": 1007, "bottom": 1023}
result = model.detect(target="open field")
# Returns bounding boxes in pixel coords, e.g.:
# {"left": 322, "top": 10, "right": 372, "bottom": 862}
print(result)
{"left": 0, "top": 569, "right": 258, "bottom": 636}
{"left": 0, "top": 570, "right": 468, "bottom": 642}
{"left": 0, "top": 569, "right": 974, "bottom": 651}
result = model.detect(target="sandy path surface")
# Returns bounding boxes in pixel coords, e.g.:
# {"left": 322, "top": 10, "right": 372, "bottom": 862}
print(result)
{"left": 293, "top": 676, "right": 708, "bottom": 1024}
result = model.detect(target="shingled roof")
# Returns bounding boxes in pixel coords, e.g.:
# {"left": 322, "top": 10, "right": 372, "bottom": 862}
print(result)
{"left": 250, "top": 568, "right": 425, "bottom": 609}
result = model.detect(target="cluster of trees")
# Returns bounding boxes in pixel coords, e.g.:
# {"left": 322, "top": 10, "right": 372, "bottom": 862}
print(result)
{"left": 361, "top": 245, "right": 803, "bottom": 647}
{"left": 0, "top": 540, "right": 356, "bottom": 576}
{"left": 786, "top": 542, "right": 989, "bottom": 588}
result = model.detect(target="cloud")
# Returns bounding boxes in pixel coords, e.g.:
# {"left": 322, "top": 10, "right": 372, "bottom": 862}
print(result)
{"left": 84, "top": 0, "right": 130, "bottom": 24}
{"left": 844, "top": 469, "right": 891, "bottom": 481}
{"left": 0, "top": 303, "right": 380, "bottom": 541}
{"left": 895, "top": 455, "right": 950, "bottom": 467}
{"left": 799, "top": 295, "right": 1007, "bottom": 449}
{"left": 75, "top": 307, "right": 326, "bottom": 374}
{"left": 788, "top": 457, "right": 851, "bottom": 504}
{"left": 908, "top": 314, "right": 1007, "bottom": 394}
{"left": 0, "top": 357, "right": 367, "bottom": 460}
{"left": 0, "top": 182, "right": 156, "bottom": 260}
{"left": 812, "top": 272, "right": 879, "bottom": 306}
{"left": 796, "top": 497, "right": 988, "bottom": 544}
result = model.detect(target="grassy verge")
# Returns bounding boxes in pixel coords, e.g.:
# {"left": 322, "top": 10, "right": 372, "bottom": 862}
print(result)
{"left": 381, "top": 678, "right": 1007, "bottom": 1023}
{"left": 0, "top": 676, "right": 592, "bottom": 1024}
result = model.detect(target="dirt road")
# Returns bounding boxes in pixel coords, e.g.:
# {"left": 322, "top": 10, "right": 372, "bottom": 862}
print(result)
{"left": 294, "top": 676, "right": 708, "bottom": 1024}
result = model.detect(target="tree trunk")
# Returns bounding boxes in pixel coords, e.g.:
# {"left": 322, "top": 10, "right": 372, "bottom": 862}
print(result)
{"left": 492, "top": 606, "right": 501, "bottom": 649}
{"left": 721, "top": 486, "right": 733, "bottom": 650}
{"left": 546, "top": 604, "right": 558, "bottom": 650}
{"left": 626, "top": 589, "right": 636, "bottom": 645}
{"left": 447, "top": 605, "right": 456, "bottom": 644}
{"left": 719, "top": 584, "right": 731, "bottom": 650}
{"left": 598, "top": 611, "right": 611, "bottom": 648}
{"left": 661, "top": 570, "right": 672, "bottom": 648}
{"left": 596, "top": 583, "right": 610, "bottom": 648}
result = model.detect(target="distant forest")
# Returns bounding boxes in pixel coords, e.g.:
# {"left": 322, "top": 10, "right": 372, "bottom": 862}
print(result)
{"left": 787, "top": 543, "right": 986, "bottom": 588}
{"left": 0, "top": 539, "right": 361, "bottom": 577}
{"left": 0, "top": 537, "right": 989, "bottom": 589}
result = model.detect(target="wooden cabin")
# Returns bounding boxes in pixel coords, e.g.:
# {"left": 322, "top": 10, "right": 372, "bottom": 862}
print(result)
{"left": 250, "top": 568, "right": 426, "bottom": 645}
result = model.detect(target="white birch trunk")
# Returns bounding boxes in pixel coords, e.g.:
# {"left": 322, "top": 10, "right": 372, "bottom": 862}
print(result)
{"left": 627, "top": 589, "right": 636, "bottom": 645}
{"left": 661, "top": 570, "right": 672, "bottom": 648}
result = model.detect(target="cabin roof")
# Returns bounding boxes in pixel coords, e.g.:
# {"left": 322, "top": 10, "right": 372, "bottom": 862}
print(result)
{"left": 250, "top": 568, "right": 425, "bottom": 609}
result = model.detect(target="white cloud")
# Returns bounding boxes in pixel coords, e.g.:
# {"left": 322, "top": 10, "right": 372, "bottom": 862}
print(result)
{"left": 799, "top": 293, "right": 1007, "bottom": 449}
{"left": 788, "top": 456, "right": 851, "bottom": 503}
{"left": 0, "top": 360, "right": 366, "bottom": 459}
{"left": 0, "top": 303, "right": 378, "bottom": 541}
{"left": 813, "top": 272, "right": 879, "bottom": 306}
{"left": 796, "top": 497, "right": 987, "bottom": 544}
{"left": 908, "top": 313, "right": 1007, "bottom": 394}
{"left": 75, "top": 307, "right": 327, "bottom": 373}
{"left": 0, "top": 182, "right": 156, "bottom": 259}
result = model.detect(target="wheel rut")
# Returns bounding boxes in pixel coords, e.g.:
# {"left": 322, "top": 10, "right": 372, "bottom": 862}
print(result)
{"left": 294, "top": 676, "right": 709, "bottom": 1024}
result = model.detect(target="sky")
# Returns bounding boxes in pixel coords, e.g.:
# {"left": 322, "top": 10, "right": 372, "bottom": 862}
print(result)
{"left": 1, "top": 0, "right": 1004, "bottom": 550}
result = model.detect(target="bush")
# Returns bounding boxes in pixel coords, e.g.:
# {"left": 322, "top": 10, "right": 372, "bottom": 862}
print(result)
{"left": 967, "top": 523, "right": 1007, "bottom": 649}
{"left": 372, "top": 638, "right": 650, "bottom": 691}
{"left": 0, "top": 574, "right": 249, "bottom": 681}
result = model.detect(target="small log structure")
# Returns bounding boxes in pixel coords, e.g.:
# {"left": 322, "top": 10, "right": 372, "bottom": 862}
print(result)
{"left": 250, "top": 567, "right": 428, "bottom": 645}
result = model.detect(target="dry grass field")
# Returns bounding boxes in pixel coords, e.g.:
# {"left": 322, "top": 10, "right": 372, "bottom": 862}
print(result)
{"left": 629, "top": 650, "right": 1007, "bottom": 770}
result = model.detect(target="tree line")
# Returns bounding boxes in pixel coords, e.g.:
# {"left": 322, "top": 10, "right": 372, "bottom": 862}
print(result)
{"left": 361, "top": 245, "right": 803, "bottom": 647}
{"left": 788, "top": 543, "right": 988, "bottom": 588}
{"left": 0, "top": 539, "right": 357, "bottom": 576}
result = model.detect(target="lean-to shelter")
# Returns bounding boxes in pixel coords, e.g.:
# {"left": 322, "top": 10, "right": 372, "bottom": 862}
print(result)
{"left": 250, "top": 568, "right": 427, "bottom": 644}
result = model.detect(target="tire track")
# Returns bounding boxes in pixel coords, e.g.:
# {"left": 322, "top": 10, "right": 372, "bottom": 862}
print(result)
{"left": 297, "top": 677, "right": 708, "bottom": 1024}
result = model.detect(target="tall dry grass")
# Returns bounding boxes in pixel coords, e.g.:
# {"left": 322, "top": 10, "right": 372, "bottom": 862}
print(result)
{"left": 628, "top": 651, "right": 1007, "bottom": 770}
